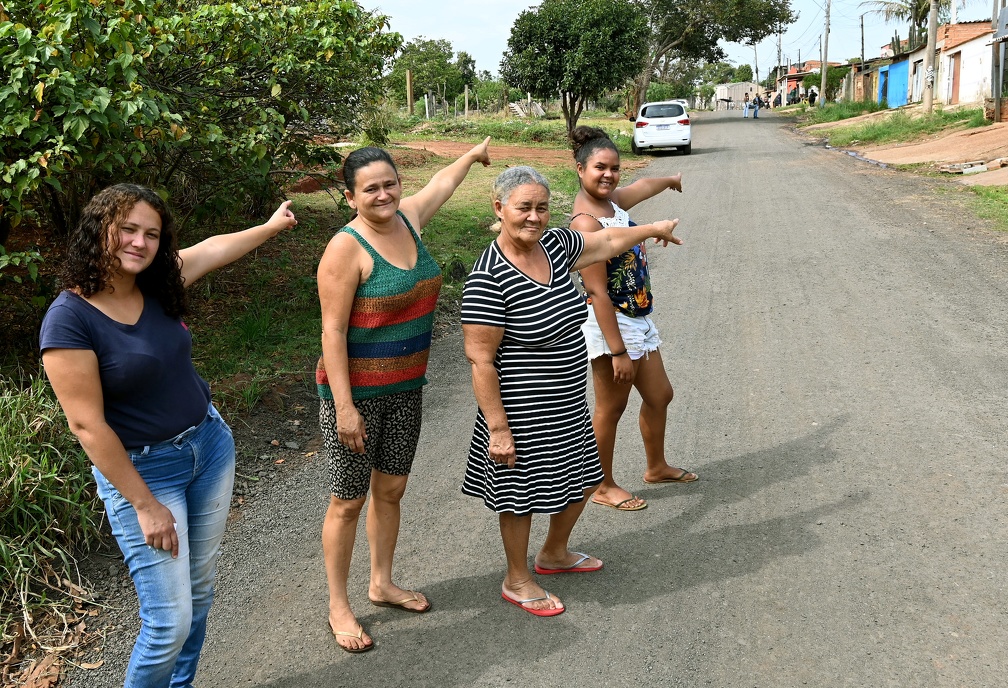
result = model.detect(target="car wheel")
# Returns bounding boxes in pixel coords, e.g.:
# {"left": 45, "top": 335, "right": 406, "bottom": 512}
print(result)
{"left": 631, "top": 140, "right": 642, "bottom": 155}
{"left": 682, "top": 142, "right": 692, "bottom": 155}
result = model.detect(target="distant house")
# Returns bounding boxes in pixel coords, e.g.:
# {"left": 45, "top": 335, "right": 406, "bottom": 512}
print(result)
{"left": 773, "top": 60, "right": 843, "bottom": 104}
{"left": 938, "top": 21, "right": 994, "bottom": 105}
{"left": 843, "top": 21, "right": 994, "bottom": 109}
{"left": 714, "top": 81, "right": 761, "bottom": 110}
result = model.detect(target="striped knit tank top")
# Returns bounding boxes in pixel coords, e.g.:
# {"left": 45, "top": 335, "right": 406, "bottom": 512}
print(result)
{"left": 316, "top": 212, "right": 443, "bottom": 401}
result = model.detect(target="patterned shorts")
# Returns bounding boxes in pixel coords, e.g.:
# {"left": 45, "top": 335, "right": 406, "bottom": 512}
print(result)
{"left": 319, "top": 388, "right": 423, "bottom": 500}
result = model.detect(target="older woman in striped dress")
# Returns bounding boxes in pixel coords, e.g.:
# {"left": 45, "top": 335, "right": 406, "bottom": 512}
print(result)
{"left": 461, "top": 166, "right": 682, "bottom": 616}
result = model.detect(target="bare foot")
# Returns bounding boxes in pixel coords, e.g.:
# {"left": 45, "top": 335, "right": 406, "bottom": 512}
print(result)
{"left": 591, "top": 485, "right": 647, "bottom": 510}
{"left": 501, "top": 578, "right": 564, "bottom": 615}
{"left": 643, "top": 465, "right": 698, "bottom": 484}
{"left": 368, "top": 584, "right": 430, "bottom": 613}
{"left": 328, "top": 609, "right": 372, "bottom": 652}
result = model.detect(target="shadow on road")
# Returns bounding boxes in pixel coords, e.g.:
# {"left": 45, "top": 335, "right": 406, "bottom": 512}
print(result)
{"left": 253, "top": 416, "right": 861, "bottom": 687}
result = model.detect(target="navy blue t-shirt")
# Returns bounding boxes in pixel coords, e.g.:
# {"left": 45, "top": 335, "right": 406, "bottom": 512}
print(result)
{"left": 39, "top": 291, "right": 211, "bottom": 448}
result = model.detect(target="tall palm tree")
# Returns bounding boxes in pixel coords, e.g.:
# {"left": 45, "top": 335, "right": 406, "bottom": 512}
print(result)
{"left": 860, "top": 0, "right": 952, "bottom": 48}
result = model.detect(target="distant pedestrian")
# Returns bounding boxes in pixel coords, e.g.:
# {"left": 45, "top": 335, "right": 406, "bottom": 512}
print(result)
{"left": 752, "top": 95, "right": 761, "bottom": 118}
{"left": 743, "top": 92, "right": 750, "bottom": 118}
{"left": 809, "top": 90, "right": 818, "bottom": 106}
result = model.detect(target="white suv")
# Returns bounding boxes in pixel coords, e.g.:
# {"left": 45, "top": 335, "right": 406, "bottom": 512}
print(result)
{"left": 631, "top": 100, "right": 692, "bottom": 155}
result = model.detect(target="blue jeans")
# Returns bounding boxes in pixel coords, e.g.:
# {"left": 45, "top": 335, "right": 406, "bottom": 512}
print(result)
{"left": 93, "top": 403, "right": 235, "bottom": 688}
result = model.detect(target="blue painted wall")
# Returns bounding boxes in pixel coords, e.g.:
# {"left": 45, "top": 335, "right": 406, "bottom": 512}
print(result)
{"left": 887, "top": 59, "right": 909, "bottom": 108}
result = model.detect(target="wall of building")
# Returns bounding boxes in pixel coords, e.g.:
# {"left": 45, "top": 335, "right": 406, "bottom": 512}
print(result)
{"left": 943, "top": 38, "right": 992, "bottom": 105}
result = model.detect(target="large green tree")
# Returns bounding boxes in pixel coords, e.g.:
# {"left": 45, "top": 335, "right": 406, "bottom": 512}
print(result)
{"left": 500, "top": 0, "right": 649, "bottom": 134}
{"left": 630, "top": 0, "right": 796, "bottom": 111}
{"left": 1, "top": 0, "right": 399, "bottom": 242}
{"left": 386, "top": 37, "right": 474, "bottom": 109}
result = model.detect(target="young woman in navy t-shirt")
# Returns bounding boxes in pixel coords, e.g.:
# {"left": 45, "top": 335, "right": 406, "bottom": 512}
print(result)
{"left": 40, "top": 184, "right": 296, "bottom": 688}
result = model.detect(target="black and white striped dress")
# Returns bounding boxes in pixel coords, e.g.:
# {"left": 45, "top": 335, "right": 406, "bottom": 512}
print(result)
{"left": 461, "top": 227, "right": 603, "bottom": 515}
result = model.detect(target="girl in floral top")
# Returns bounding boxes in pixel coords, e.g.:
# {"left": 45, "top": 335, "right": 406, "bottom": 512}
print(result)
{"left": 570, "top": 126, "right": 698, "bottom": 512}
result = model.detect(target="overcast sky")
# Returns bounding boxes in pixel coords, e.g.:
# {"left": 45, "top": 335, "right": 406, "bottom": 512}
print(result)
{"left": 361, "top": 0, "right": 996, "bottom": 80}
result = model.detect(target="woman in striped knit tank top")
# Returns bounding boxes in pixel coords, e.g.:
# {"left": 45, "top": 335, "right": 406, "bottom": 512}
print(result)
{"left": 315, "top": 140, "right": 490, "bottom": 652}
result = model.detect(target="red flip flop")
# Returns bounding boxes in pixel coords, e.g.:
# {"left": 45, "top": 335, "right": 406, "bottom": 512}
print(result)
{"left": 534, "top": 552, "right": 603, "bottom": 575}
{"left": 501, "top": 590, "right": 565, "bottom": 617}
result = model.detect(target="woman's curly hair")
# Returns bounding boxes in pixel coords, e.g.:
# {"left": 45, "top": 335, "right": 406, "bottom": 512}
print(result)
{"left": 62, "top": 184, "right": 188, "bottom": 319}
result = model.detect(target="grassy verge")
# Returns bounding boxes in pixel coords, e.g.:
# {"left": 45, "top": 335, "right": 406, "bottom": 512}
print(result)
{"left": 806, "top": 106, "right": 989, "bottom": 148}
{"left": 964, "top": 185, "right": 1008, "bottom": 232}
{"left": 800, "top": 99, "right": 889, "bottom": 124}
{"left": 1, "top": 374, "right": 103, "bottom": 676}
{"left": 388, "top": 112, "right": 636, "bottom": 150}
{"left": 187, "top": 138, "right": 582, "bottom": 410}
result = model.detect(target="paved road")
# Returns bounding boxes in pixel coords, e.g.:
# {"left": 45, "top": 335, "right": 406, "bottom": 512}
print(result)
{"left": 72, "top": 110, "right": 1008, "bottom": 687}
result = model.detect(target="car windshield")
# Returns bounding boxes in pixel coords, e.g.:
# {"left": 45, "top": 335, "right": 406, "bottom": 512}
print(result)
{"left": 642, "top": 104, "right": 684, "bottom": 118}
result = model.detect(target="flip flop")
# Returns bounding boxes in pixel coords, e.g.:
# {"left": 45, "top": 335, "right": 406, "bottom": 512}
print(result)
{"left": 591, "top": 495, "right": 648, "bottom": 511}
{"left": 369, "top": 591, "right": 431, "bottom": 613}
{"left": 643, "top": 469, "right": 698, "bottom": 484}
{"left": 501, "top": 590, "right": 565, "bottom": 617}
{"left": 534, "top": 552, "right": 603, "bottom": 575}
{"left": 327, "top": 622, "right": 373, "bottom": 653}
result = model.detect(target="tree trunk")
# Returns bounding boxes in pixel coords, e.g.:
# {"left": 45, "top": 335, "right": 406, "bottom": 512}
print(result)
{"left": 561, "top": 93, "right": 587, "bottom": 136}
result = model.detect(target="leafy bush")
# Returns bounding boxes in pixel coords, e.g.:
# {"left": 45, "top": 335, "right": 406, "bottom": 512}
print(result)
{"left": 1, "top": 0, "right": 400, "bottom": 237}
{"left": 1, "top": 374, "right": 102, "bottom": 659}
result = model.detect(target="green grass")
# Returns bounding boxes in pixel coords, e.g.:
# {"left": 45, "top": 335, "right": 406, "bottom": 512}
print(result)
{"left": 1, "top": 373, "right": 103, "bottom": 662}
{"left": 388, "top": 112, "right": 634, "bottom": 148}
{"left": 812, "top": 107, "right": 990, "bottom": 147}
{"left": 801, "top": 99, "right": 889, "bottom": 124}
{"left": 185, "top": 146, "right": 581, "bottom": 403}
{"left": 965, "top": 185, "right": 1008, "bottom": 232}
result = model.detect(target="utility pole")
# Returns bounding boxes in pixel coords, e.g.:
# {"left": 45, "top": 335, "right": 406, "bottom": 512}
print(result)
{"left": 777, "top": 27, "right": 783, "bottom": 96}
{"left": 861, "top": 15, "right": 865, "bottom": 69}
{"left": 406, "top": 70, "right": 415, "bottom": 116}
{"left": 922, "top": 0, "right": 939, "bottom": 112}
{"left": 996, "top": 0, "right": 1004, "bottom": 122}
{"left": 820, "top": 0, "right": 831, "bottom": 107}
{"left": 994, "top": 0, "right": 1006, "bottom": 123}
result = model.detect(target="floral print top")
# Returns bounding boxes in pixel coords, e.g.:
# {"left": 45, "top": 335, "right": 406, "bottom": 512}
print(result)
{"left": 574, "top": 201, "right": 653, "bottom": 317}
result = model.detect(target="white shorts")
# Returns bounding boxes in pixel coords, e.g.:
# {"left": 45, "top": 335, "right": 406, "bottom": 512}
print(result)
{"left": 582, "top": 307, "right": 662, "bottom": 361}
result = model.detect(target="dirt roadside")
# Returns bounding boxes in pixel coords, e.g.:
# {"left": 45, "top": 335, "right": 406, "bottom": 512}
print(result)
{"left": 804, "top": 109, "right": 1008, "bottom": 186}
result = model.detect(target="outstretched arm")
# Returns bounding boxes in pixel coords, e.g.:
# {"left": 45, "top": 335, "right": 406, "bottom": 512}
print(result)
{"left": 179, "top": 201, "right": 298, "bottom": 286}
{"left": 572, "top": 219, "right": 682, "bottom": 272}
{"left": 399, "top": 137, "right": 492, "bottom": 231}
{"left": 612, "top": 174, "right": 682, "bottom": 211}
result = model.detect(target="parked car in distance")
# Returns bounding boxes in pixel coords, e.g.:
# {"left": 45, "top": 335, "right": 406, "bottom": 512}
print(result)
{"left": 631, "top": 100, "right": 691, "bottom": 155}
